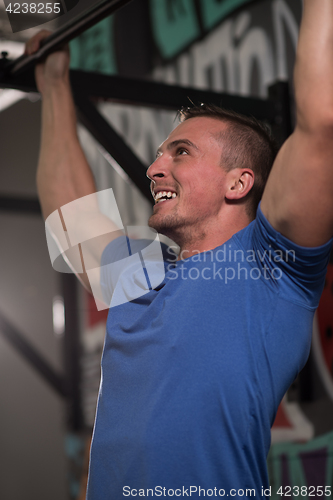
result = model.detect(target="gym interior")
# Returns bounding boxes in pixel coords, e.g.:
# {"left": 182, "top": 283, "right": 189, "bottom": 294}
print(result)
{"left": 0, "top": 0, "right": 332, "bottom": 498}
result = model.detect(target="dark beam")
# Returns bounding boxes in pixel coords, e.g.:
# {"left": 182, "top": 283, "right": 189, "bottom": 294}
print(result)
{"left": 75, "top": 94, "right": 152, "bottom": 202}
{"left": 268, "top": 81, "right": 293, "bottom": 146}
{"left": 71, "top": 72, "right": 276, "bottom": 120}
{"left": 0, "top": 65, "right": 36, "bottom": 91}
{"left": 0, "top": 311, "right": 66, "bottom": 398}
{"left": 0, "top": 195, "right": 41, "bottom": 215}
{"left": 61, "top": 273, "right": 83, "bottom": 431}
{"left": 0, "top": 68, "right": 277, "bottom": 122}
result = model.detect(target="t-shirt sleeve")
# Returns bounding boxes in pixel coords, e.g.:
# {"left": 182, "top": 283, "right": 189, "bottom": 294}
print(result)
{"left": 238, "top": 202, "right": 333, "bottom": 310}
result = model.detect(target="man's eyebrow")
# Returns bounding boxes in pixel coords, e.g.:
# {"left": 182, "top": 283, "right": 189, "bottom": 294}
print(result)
{"left": 156, "top": 139, "right": 199, "bottom": 156}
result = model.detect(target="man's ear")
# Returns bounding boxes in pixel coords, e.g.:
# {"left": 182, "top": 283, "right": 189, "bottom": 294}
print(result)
{"left": 225, "top": 169, "right": 254, "bottom": 200}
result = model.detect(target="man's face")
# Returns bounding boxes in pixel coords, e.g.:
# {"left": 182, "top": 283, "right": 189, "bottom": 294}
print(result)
{"left": 147, "top": 117, "right": 231, "bottom": 244}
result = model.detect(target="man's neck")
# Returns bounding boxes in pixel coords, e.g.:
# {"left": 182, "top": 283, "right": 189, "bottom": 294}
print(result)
{"left": 176, "top": 210, "right": 252, "bottom": 260}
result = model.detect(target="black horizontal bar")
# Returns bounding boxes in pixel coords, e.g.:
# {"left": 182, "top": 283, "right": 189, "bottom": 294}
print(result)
{"left": 75, "top": 95, "right": 152, "bottom": 202}
{"left": 0, "top": 195, "right": 41, "bottom": 214}
{"left": 0, "top": 311, "right": 66, "bottom": 398}
{"left": 0, "top": 65, "right": 36, "bottom": 90}
{"left": 71, "top": 72, "right": 275, "bottom": 120}
{"left": 0, "top": 68, "right": 277, "bottom": 122}
{"left": 3, "top": 0, "right": 133, "bottom": 76}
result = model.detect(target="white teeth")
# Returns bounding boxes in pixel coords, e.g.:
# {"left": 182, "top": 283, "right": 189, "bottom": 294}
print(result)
{"left": 154, "top": 190, "right": 177, "bottom": 202}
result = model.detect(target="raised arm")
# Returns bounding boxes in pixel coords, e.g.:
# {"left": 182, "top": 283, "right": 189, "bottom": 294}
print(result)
{"left": 260, "top": 0, "right": 333, "bottom": 247}
{"left": 25, "top": 31, "right": 97, "bottom": 217}
{"left": 26, "top": 31, "right": 123, "bottom": 292}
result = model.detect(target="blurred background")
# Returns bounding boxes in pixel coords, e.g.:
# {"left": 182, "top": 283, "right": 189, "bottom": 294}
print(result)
{"left": 0, "top": 0, "right": 332, "bottom": 498}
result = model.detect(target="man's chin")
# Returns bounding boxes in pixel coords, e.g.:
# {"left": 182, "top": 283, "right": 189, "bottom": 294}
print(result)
{"left": 148, "top": 213, "right": 164, "bottom": 233}
{"left": 148, "top": 213, "right": 179, "bottom": 238}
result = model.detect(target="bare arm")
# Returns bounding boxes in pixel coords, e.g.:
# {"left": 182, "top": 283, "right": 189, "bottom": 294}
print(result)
{"left": 260, "top": 0, "right": 333, "bottom": 247}
{"left": 26, "top": 32, "right": 123, "bottom": 292}
{"left": 25, "top": 31, "right": 97, "bottom": 217}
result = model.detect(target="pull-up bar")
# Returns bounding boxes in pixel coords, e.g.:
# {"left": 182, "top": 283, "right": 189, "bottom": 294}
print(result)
{"left": 0, "top": 0, "right": 292, "bottom": 201}
{"left": 3, "top": 0, "right": 132, "bottom": 76}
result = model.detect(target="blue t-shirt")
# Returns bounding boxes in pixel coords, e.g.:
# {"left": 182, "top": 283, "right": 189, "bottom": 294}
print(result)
{"left": 87, "top": 205, "right": 332, "bottom": 499}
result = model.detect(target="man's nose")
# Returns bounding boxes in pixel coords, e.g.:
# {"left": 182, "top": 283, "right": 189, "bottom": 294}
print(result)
{"left": 146, "top": 157, "right": 167, "bottom": 182}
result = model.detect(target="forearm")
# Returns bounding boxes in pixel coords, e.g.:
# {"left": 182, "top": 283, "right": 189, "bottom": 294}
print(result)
{"left": 294, "top": 0, "right": 333, "bottom": 132}
{"left": 37, "top": 78, "right": 123, "bottom": 284}
{"left": 36, "top": 77, "right": 97, "bottom": 220}
{"left": 29, "top": 31, "right": 124, "bottom": 297}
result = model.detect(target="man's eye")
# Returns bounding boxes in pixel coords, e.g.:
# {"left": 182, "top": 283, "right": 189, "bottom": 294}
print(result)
{"left": 177, "top": 148, "right": 188, "bottom": 155}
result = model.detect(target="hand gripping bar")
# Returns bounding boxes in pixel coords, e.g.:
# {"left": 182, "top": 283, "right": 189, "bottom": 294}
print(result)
{"left": 4, "top": 0, "right": 133, "bottom": 76}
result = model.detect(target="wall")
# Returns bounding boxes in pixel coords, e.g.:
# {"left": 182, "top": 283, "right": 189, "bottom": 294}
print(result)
{"left": 0, "top": 99, "right": 68, "bottom": 499}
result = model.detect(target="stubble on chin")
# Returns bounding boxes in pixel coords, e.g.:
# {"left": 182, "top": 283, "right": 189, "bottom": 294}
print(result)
{"left": 148, "top": 212, "right": 183, "bottom": 239}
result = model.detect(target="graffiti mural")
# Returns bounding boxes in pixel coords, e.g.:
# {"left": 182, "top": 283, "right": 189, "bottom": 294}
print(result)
{"left": 152, "top": 0, "right": 300, "bottom": 95}
{"left": 99, "top": 0, "right": 301, "bottom": 171}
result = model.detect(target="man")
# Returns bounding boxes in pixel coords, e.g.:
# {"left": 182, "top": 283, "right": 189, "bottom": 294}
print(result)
{"left": 26, "top": 1, "right": 333, "bottom": 497}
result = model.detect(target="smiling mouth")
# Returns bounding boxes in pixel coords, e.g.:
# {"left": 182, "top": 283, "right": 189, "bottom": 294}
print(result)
{"left": 154, "top": 191, "right": 177, "bottom": 204}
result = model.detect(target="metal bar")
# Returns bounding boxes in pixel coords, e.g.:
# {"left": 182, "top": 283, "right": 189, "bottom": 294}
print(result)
{"left": 0, "top": 69, "right": 276, "bottom": 122}
{"left": 62, "top": 273, "right": 83, "bottom": 431}
{"left": 0, "top": 66, "right": 36, "bottom": 90}
{"left": 0, "top": 311, "right": 66, "bottom": 398}
{"left": 3, "top": 0, "right": 133, "bottom": 77}
{"left": 75, "top": 94, "right": 152, "bottom": 202}
{"left": 0, "top": 195, "right": 41, "bottom": 214}
{"left": 268, "top": 81, "right": 293, "bottom": 146}
{"left": 70, "top": 72, "right": 276, "bottom": 120}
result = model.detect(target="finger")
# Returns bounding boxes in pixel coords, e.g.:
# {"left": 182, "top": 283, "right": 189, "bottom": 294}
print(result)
{"left": 24, "top": 30, "right": 53, "bottom": 55}
{"left": 25, "top": 29, "right": 51, "bottom": 55}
